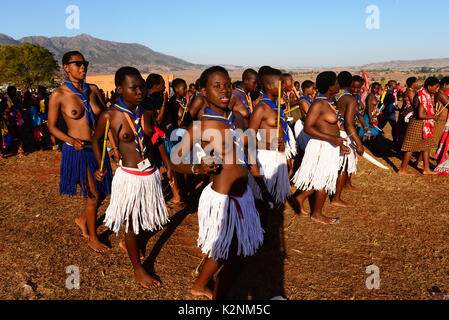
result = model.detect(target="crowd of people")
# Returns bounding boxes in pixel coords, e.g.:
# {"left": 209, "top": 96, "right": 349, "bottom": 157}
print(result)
{"left": 2, "top": 49, "right": 449, "bottom": 300}
{"left": 0, "top": 85, "right": 58, "bottom": 156}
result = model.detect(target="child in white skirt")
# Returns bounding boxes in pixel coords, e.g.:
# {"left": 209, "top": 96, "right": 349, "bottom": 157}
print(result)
{"left": 291, "top": 71, "right": 350, "bottom": 225}
{"left": 104, "top": 165, "right": 168, "bottom": 235}
{"left": 331, "top": 71, "right": 365, "bottom": 207}
{"left": 247, "top": 67, "right": 297, "bottom": 206}
{"left": 93, "top": 67, "right": 173, "bottom": 290}
{"left": 170, "top": 66, "right": 266, "bottom": 300}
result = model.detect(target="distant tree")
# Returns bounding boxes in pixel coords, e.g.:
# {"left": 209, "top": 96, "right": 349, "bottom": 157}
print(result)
{"left": 0, "top": 42, "right": 59, "bottom": 90}
{"left": 419, "top": 66, "right": 436, "bottom": 74}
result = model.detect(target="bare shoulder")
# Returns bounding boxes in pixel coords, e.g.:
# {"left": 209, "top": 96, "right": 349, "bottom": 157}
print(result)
{"left": 253, "top": 100, "right": 267, "bottom": 114}
{"left": 105, "top": 108, "right": 120, "bottom": 121}
{"left": 439, "top": 91, "right": 449, "bottom": 103}
{"left": 105, "top": 108, "right": 116, "bottom": 117}
{"left": 299, "top": 99, "right": 308, "bottom": 107}
{"left": 310, "top": 99, "right": 331, "bottom": 115}
{"left": 341, "top": 94, "right": 357, "bottom": 109}
{"left": 310, "top": 99, "right": 326, "bottom": 109}
{"left": 342, "top": 94, "right": 355, "bottom": 103}
{"left": 191, "top": 94, "right": 205, "bottom": 107}
{"left": 87, "top": 83, "right": 100, "bottom": 93}
{"left": 143, "top": 109, "right": 158, "bottom": 124}
{"left": 49, "top": 86, "right": 65, "bottom": 101}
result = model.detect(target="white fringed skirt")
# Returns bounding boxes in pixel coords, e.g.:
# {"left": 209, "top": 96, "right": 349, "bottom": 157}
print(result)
{"left": 284, "top": 126, "right": 297, "bottom": 160}
{"left": 197, "top": 183, "right": 265, "bottom": 261}
{"left": 294, "top": 120, "right": 312, "bottom": 151}
{"left": 104, "top": 166, "right": 169, "bottom": 235}
{"left": 291, "top": 138, "right": 341, "bottom": 195}
{"left": 339, "top": 131, "right": 358, "bottom": 175}
{"left": 248, "top": 149, "right": 291, "bottom": 204}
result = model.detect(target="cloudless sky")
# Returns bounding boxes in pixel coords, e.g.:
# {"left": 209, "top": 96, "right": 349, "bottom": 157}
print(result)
{"left": 1, "top": 0, "right": 448, "bottom": 68}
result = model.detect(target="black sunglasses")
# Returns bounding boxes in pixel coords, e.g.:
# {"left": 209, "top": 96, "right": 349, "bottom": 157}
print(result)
{"left": 66, "top": 61, "right": 89, "bottom": 68}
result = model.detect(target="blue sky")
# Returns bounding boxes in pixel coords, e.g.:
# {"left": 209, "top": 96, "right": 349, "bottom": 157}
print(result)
{"left": 1, "top": 0, "right": 448, "bottom": 68}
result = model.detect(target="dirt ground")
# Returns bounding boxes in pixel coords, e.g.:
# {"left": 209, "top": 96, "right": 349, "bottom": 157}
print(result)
{"left": 0, "top": 126, "right": 448, "bottom": 301}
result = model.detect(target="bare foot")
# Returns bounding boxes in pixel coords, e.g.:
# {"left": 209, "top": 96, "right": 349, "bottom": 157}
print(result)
{"left": 331, "top": 199, "right": 354, "bottom": 208}
{"left": 397, "top": 170, "right": 416, "bottom": 176}
{"left": 119, "top": 241, "right": 145, "bottom": 260}
{"left": 344, "top": 185, "right": 361, "bottom": 193}
{"left": 134, "top": 267, "right": 161, "bottom": 289}
{"left": 299, "top": 207, "right": 310, "bottom": 217}
{"left": 294, "top": 199, "right": 310, "bottom": 216}
{"left": 294, "top": 193, "right": 311, "bottom": 216}
{"left": 170, "top": 198, "right": 186, "bottom": 205}
{"left": 416, "top": 163, "right": 424, "bottom": 170}
{"left": 87, "top": 237, "right": 110, "bottom": 253}
{"left": 75, "top": 217, "right": 89, "bottom": 239}
{"left": 296, "top": 202, "right": 310, "bottom": 216}
{"left": 310, "top": 213, "right": 341, "bottom": 225}
{"left": 191, "top": 285, "right": 213, "bottom": 300}
{"left": 422, "top": 170, "right": 438, "bottom": 175}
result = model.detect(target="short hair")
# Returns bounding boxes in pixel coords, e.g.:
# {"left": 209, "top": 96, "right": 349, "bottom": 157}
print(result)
{"left": 316, "top": 71, "right": 337, "bottom": 94}
{"left": 439, "top": 77, "right": 449, "bottom": 87}
{"left": 424, "top": 76, "right": 439, "bottom": 89}
{"left": 388, "top": 80, "right": 397, "bottom": 86}
{"left": 62, "top": 51, "right": 84, "bottom": 65}
{"left": 199, "top": 66, "right": 230, "bottom": 89}
{"left": 172, "top": 78, "right": 187, "bottom": 90}
{"left": 351, "top": 75, "right": 364, "bottom": 84}
{"left": 406, "top": 77, "right": 418, "bottom": 87}
{"left": 242, "top": 68, "right": 258, "bottom": 81}
{"left": 301, "top": 80, "right": 314, "bottom": 92}
{"left": 258, "top": 66, "right": 272, "bottom": 79}
{"left": 372, "top": 82, "right": 381, "bottom": 89}
{"left": 189, "top": 83, "right": 196, "bottom": 89}
{"left": 282, "top": 73, "right": 293, "bottom": 79}
{"left": 294, "top": 81, "right": 300, "bottom": 86}
{"left": 115, "top": 66, "right": 142, "bottom": 87}
{"left": 146, "top": 73, "right": 164, "bottom": 89}
{"left": 7, "top": 86, "right": 17, "bottom": 94}
{"left": 337, "top": 71, "right": 353, "bottom": 88}
{"left": 260, "top": 67, "right": 282, "bottom": 85}
{"left": 37, "top": 85, "right": 46, "bottom": 93}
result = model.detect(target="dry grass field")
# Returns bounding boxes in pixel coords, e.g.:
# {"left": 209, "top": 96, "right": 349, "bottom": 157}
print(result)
{"left": 0, "top": 126, "right": 448, "bottom": 300}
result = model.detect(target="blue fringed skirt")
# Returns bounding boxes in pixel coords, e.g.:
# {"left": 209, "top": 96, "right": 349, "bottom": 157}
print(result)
{"left": 59, "top": 143, "right": 112, "bottom": 198}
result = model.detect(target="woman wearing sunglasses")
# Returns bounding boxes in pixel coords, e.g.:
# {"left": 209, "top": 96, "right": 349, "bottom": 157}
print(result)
{"left": 48, "top": 51, "right": 113, "bottom": 253}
